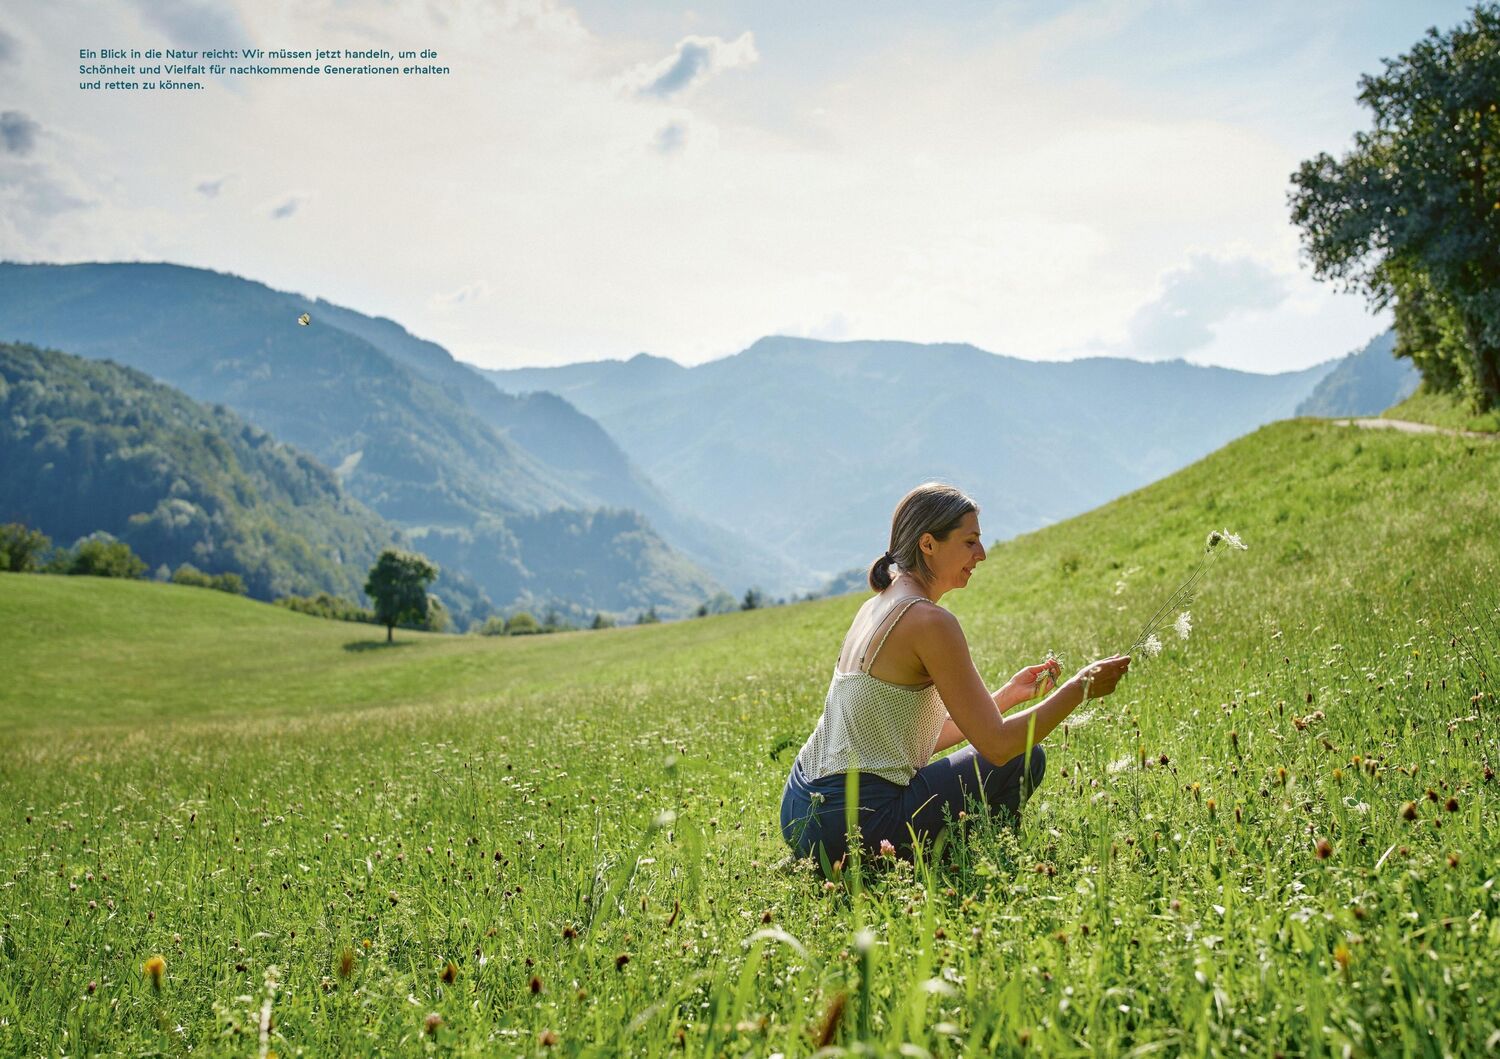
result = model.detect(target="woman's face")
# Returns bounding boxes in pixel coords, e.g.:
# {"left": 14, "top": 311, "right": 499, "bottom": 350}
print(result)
{"left": 921, "top": 510, "right": 985, "bottom": 593}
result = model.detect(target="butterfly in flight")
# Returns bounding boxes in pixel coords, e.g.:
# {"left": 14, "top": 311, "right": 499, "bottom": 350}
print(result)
{"left": 297, "top": 312, "right": 311, "bottom": 326}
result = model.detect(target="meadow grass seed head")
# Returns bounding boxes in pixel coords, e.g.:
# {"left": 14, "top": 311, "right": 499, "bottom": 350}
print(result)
{"left": 423, "top": 1013, "right": 442, "bottom": 1036}
{"left": 538, "top": 1029, "right": 558, "bottom": 1047}
{"left": 336, "top": 946, "right": 355, "bottom": 980}
{"left": 814, "top": 992, "right": 847, "bottom": 1048}
{"left": 1401, "top": 802, "right": 1419, "bottom": 821}
{"left": 440, "top": 961, "right": 457, "bottom": 984}
{"left": 1315, "top": 838, "right": 1333, "bottom": 860}
{"left": 1445, "top": 797, "right": 1459, "bottom": 812}
{"left": 143, "top": 954, "right": 165, "bottom": 990}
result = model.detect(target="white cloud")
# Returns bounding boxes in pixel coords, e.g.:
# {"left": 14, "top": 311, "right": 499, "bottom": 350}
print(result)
{"left": 1124, "top": 255, "right": 1290, "bottom": 360}
{"left": 2, "top": 0, "right": 1431, "bottom": 373}
{"left": 620, "top": 32, "right": 758, "bottom": 99}
{"left": 430, "top": 280, "right": 491, "bottom": 309}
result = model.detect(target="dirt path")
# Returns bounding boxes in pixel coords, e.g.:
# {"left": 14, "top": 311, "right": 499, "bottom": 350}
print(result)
{"left": 1332, "top": 417, "right": 1496, "bottom": 440}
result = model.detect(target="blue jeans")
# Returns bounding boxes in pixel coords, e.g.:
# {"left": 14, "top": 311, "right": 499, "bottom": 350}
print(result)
{"left": 780, "top": 744, "right": 1046, "bottom": 866}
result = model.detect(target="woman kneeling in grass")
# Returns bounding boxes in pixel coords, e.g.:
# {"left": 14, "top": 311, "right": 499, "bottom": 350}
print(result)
{"left": 781, "top": 482, "right": 1130, "bottom": 866}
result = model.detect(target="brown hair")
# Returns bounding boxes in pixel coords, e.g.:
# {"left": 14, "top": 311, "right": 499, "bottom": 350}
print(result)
{"left": 867, "top": 482, "right": 978, "bottom": 591}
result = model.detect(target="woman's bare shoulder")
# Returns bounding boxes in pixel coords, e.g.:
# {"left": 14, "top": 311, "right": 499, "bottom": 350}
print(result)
{"left": 901, "top": 599, "right": 961, "bottom": 637}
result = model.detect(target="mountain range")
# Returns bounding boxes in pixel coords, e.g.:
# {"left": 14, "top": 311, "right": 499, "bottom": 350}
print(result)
{"left": 485, "top": 338, "right": 1340, "bottom": 578}
{"left": 0, "top": 341, "right": 398, "bottom": 603}
{"left": 0, "top": 262, "right": 742, "bottom": 617}
{"left": 4, "top": 260, "right": 1412, "bottom": 608}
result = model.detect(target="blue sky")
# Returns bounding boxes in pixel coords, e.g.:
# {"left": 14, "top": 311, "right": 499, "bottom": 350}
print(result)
{"left": 0, "top": 0, "right": 1479, "bottom": 371}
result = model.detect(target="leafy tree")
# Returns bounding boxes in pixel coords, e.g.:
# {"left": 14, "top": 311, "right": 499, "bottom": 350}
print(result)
{"left": 49, "top": 533, "right": 147, "bottom": 579}
{"left": 636, "top": 605, "right": 661, "bottom": 625}
{"left": 741, "top": 587, "right": 764, "bottom": 611}
{"left": 0, "top": 522, "right": 51, "bottom": 572}
{"left": 170, "top": 563, "right": 248, "bottom": 595}
{"left": 591, "top": 612, "right": 615, "bottom": 629}
{"left": 505, "top": 611, "right": 541, "bottom": 635}
{"left": 363, "top": 548, "right": 439, "bottom": 643}
{"left": 478, "top": 615, "right": 509, "bottom": 636}
{"left": 274, "top": 592, "right": 376, "bottom": 624}
{"left": 1289, "top": 4, "right": 1500, "bottom": 410}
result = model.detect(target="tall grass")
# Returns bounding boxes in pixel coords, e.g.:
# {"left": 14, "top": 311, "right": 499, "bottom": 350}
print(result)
{"left": 0, "top": 420, "right": 1495, "bottom": 1056}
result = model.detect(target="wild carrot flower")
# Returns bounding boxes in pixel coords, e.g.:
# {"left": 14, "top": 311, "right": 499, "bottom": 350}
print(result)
{"left": 1173, "top": 612, "right": 1193, "bottom": 640}
{"left": 1129, "top": 530, "right": 1247, "bottom": 655}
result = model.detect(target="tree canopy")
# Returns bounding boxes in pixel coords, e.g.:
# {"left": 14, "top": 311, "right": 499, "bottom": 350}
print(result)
{"left": 363, "top": 549, "right": 440, "bottom": 643}
{"left": 1289, "top": 4, "right": 1500, "bottom": 410}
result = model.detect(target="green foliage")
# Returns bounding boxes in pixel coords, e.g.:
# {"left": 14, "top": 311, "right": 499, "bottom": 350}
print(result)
{"left": 0, "top": 522, "right": 51, "bottom": 572}
{"left": 47, "top": 533, "right": 146, "bottom": 579}
{"left": 2, "top": 421, "right": 1498, "bottom": 1054}
{"left": 363, "top": 548, "right": 439, "bottom": 642}
{"left": 504, "top": 611, "right": 541, "bottom": 635}
{"left": 169, "top": 563, "right": 248, "bottom": 595}
{"left": 478, "top": 615, "right": 509, "bottom": 636}
{"left": 636, "top": 605, "right": 660, "bottom": 625}
{"left": 273, "top": 591, "right": 376, "bottom": 624}
{"left": 0, "top": 341, "right": 397, "bottom": 603}
{"left": 1383, "top": 381, "right": 1500, "bottom": 432}
{"left": 741, "top": 587, "right": 764, "bottom": 611}
{"left": 1289, "top": 4, "right": 1500, "bottom": 410}
{"left": 591, "top": 611, "right": 616, "bottom": 629}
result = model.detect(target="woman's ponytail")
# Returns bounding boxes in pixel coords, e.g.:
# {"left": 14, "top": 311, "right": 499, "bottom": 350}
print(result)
{"left": 867, "top": 550, "right": 896, "bottom": 591}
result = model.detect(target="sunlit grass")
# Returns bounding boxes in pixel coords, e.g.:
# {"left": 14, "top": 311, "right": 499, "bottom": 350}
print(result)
{"left": 1, "top": 420, "right": 1496, "bottom": 1056}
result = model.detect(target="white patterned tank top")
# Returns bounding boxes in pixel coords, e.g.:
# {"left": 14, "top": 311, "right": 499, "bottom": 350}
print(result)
{"left": 794, "top": 595, "right": 948, "bottom": 785}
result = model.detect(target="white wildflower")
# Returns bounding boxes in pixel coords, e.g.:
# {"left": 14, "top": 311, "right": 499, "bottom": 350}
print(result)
{"left": 1173, "top": 611, "right": 1193, "bottom": 640}
{"left": 1141, "top": 633, "right": 1163, "bottom": 657}
{"left": 1219, "top": 529, "right": 1247, "bottom": 550}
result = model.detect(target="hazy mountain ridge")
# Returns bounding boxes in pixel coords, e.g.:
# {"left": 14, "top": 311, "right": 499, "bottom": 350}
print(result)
{"left": 0, "top": 341, "right": 399, "bottom": 603}
{"left": 486, "top": 337, "right": 1340, "bottom": 577}
{"left": 1294, "top": 330, "right": 1418, "bottom": 417}
{"left": 0, "top": 263, "right": 727, "bottom": 616}
{"left": 307, "top": 303, "right": 798, "bottom": 594}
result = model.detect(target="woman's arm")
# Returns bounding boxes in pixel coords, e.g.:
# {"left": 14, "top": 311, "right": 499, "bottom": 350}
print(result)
{"left": 911, "top": 607, "right": 1130, "bottom": 764}
{"left": 935, "top": 660, "right": 1059, "bottom": 750}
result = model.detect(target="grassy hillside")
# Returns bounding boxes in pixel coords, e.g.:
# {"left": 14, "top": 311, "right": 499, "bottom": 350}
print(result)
{"left": 1, "top": 419, "right": 1496, "bottom": 1056}
{"left": 1383, "top": 382, "right": 1500, "bottom": 433}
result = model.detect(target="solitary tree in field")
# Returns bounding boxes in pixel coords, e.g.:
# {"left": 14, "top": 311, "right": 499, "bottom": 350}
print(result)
{"left": 363, "top": 549, "right": 439, "bottom": 643}
{"left": 1289, "top": 4, "right": 1500, "bottom": 411}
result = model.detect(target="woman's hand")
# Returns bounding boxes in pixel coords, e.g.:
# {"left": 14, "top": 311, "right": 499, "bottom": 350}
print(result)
{"left": 997, "top": 657, "right": 1063, "bottom": 710}
{"left": 1070, "top": 655, "right": 1131, "bottom": 698}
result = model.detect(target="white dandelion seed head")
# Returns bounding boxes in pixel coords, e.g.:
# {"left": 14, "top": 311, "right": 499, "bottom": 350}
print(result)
{"left": 1141, "top": 633, "right": 1163, "bottom": 657}
{"left": 1173, "top": 612, "right": 1193, "bottom": 640}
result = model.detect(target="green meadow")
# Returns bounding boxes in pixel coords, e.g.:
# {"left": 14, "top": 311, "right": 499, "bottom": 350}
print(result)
{"left": 2, "top": 419, "right": 1496, "bottom": 1056}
